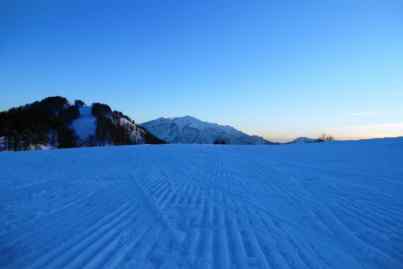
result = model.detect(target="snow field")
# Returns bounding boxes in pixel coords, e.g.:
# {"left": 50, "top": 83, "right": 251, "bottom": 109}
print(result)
{"left": 0, "top": 139, "right": 402, "bottom": 268}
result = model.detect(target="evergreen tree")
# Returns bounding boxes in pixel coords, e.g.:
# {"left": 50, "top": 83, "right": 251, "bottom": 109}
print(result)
{"left": 57, "top": 126, "right": 77, "bottom": 148}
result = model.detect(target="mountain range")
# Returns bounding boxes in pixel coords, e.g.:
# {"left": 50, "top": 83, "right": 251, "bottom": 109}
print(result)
{"left": 1, "top": 96, "right": 325, "bottom": 151}
{"left": 288, "top": 137, "right": 318, "bottom": 144}
{"left": 142, "top": 116, "right": 274, "bottom": 145}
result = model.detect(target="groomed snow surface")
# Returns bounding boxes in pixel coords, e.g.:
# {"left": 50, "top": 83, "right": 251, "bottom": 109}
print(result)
{"left": 1, "top": 139, "right": 403, "bottom": 268}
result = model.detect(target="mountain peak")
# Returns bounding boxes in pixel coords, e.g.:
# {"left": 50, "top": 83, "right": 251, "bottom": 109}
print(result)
{"left": 142, "top": 116, "right": 273, "bottom": 145}
{"left": 163, "top": 115, "right": 201, "bottom": 122}
{"left": 180, "top": 115, "right": 199, "bottom": 120}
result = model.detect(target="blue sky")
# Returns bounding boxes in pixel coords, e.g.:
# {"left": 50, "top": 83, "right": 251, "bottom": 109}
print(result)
{"left": 1, "top": 1, "right": 403, "bottom": 141}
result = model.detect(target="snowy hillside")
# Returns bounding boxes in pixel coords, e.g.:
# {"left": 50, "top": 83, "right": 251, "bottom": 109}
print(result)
{"left": 0, "top": 97, "right": 164, "bottom": 151}
{"left": 70, "top": 102, "right": 164, "bottom": 146}
{"left": 1, "top": 138, "right": 403, "bottom": 268}
{"left": 71, "top": 106, "right": 97, "bottom": 142}
{"left": 142, "top": 116, "right": 272, "bottom": 144}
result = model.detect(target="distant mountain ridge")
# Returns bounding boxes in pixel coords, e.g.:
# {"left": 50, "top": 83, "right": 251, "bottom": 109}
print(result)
{"left": 287, "top": 135, "right": 337, "bottom": 144}
{"left": 142, "top": 116, "right": 274, "bottom": 145}
{"left": 0, "top": 96, "right": 164, "bottom": 151}
{"left": 288, "top": 137, "right": 318, "bottom": 144}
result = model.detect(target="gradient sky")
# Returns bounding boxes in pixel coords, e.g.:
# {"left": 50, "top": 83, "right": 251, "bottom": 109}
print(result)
{"left": 1, "top": 1, "right": 403, "bottom": 141}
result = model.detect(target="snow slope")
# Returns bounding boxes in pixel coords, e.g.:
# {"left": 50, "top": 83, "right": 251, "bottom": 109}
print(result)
{"left": 142, "top": 116, "right": 271, "bottom": 144}
{"left": 1, "top": 138, "right": 403, "bottom": 268}
{"left": 71, "top": 106, "right": 96, "bottom": 141}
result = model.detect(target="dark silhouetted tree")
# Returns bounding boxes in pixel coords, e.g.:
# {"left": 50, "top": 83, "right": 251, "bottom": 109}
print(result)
{"left": 214, "top": 138, "right": 227, "bottom": 144}
{"left": 318, "top": 134, "right": 334, "bottom": 142}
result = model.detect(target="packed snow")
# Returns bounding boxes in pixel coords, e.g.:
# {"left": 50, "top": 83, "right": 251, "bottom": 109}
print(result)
{"left": 71, "top": 106, "right": 96, "bottom": 141}
{"left": 1, "top": 138, "right": 403, "bottom": 268}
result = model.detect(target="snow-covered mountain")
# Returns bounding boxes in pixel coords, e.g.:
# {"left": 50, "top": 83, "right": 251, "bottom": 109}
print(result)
{"left": 288, "top": 137, "right": 319, "bottom": 144}
{"left": 0, "top": 97, "right": 164, "bottom": 151}
{"left": 142, "top": 116, "right": 273, "bottom": 144}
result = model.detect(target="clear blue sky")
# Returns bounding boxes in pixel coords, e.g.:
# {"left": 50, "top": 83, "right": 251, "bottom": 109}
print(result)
{"left": 1, "top": 1, "right": 403, "bottom": 141}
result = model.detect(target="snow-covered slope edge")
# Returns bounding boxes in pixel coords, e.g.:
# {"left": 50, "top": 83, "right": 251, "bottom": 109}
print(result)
{"left": 142, "top": 115, "right": 275, "bottom": 144}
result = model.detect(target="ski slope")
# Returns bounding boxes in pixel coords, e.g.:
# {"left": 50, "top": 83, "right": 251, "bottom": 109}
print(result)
{"left": 71, "top": 106, "right": 96, "bottom": 142}
{"left": 1, "top": 139, "right": 403, "bottom": 268}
